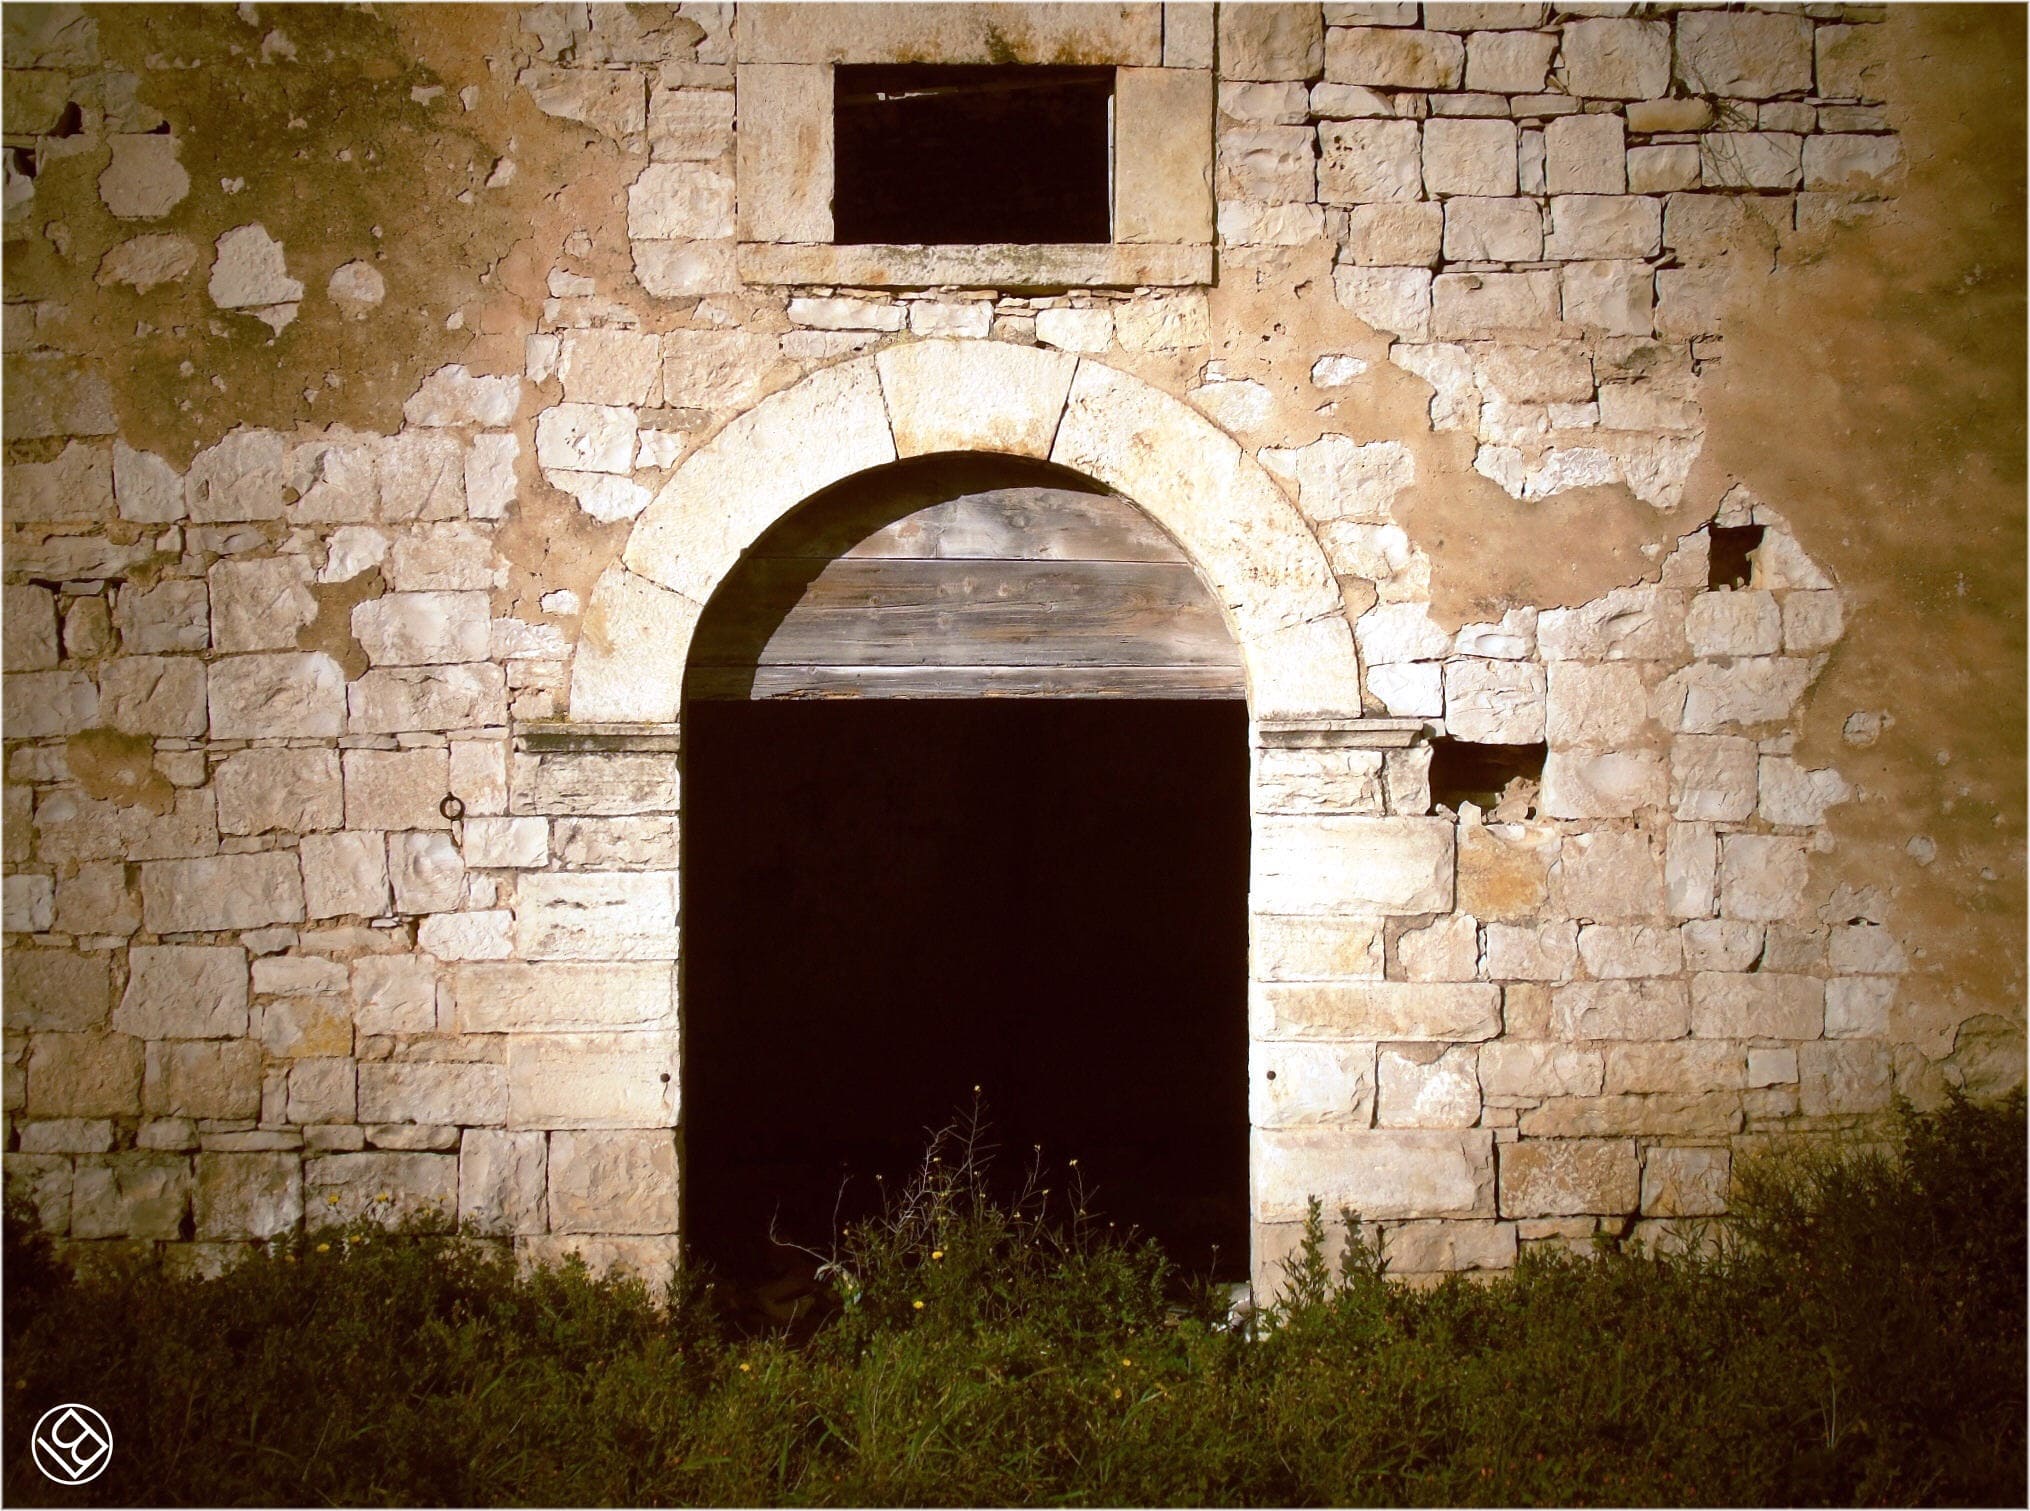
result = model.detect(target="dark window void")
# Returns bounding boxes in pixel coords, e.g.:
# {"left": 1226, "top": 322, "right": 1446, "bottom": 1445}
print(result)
{"left": 832, "top": 64, "right": 1113, "bottom": 245}
{"left": 683, "top": 701, "right": 1249, "bottom": 1283}
{"left": 1429, "top": 737, "right": 1547, "bottom": 815}
{"left": 1707, "top": 524, "right": 1764, "bottom": 590}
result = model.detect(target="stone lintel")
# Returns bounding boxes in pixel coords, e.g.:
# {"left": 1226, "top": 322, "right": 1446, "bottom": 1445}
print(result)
{"left": 737, "top": 241, "right": 1214, "bottom": 289}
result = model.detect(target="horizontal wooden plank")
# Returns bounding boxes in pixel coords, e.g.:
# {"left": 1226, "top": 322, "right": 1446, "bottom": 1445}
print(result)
{"left": 691, "top": 558, "right": 1242, "bottom": 670}
{"left": 759, "top": 482, "right": 1188, "bottom": 564}
{"left": 688, "top": 664, "right": 1248, "bottom": 700}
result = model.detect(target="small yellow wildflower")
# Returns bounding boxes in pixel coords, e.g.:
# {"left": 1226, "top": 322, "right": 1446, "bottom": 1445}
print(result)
{"left": 1112, "top": 1388, "right": 1122, "bottom": 1400}
{"left": 375, "top": 1191, "right": 391, "bottom": 1202}
{"left": 930, "top": 1249, "right": 944, "bottom": 1261}
{"left": 326, "top": 1193, "right": 340, "bottom": 1206}
{"left": 912, "top": 1299, "right": 925, "bottom": 1310}
{"left": 1121, "top": 1358, "right": 1133, "bottom": 1368}
{"left": 738, "top": 1363, "right": 751, "bottom": 1373}
{"left": 316, "top": 1242, "right": 331, "bottom": 1253}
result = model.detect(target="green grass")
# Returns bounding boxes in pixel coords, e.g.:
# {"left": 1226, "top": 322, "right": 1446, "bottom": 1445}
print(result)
{"left": 5, "top": 1092, "right": 2023, "bottom": 1507}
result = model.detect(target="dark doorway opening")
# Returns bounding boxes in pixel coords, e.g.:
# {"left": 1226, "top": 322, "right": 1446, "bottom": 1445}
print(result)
{"left": 682, "top": 700, "right": 1249, "bottom": 1282}
{"left": 832, "top": 64, "right": 1114, "bottom": 245}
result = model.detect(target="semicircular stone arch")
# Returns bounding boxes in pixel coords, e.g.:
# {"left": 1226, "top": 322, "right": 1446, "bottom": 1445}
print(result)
{"left": 570, "top": 340, "right": 1362, "bottom": 726}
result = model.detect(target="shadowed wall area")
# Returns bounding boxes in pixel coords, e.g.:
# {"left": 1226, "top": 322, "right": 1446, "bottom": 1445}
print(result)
{"left": 681, "top": 700, "right": 1250, "bottom": 1280}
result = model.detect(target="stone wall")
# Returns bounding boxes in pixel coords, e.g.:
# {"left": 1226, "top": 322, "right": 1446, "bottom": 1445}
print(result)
{"left": 2, "top": 2, "right": 2021, "bottom": 1287}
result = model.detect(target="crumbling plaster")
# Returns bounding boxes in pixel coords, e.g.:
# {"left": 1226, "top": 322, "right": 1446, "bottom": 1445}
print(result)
{"left": 2, "top": 2, "right": 2021, "bottom": 1284}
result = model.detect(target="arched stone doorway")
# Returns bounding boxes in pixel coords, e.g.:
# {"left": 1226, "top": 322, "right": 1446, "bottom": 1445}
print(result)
{"left": 564, "top": 343, "right": 1455, "bottom": 1295}
{"left": 677, "top": 450, "right": 1253, "bottom": 1276}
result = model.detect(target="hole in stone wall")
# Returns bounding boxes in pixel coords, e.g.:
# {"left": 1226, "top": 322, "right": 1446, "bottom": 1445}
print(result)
{"left": 682, "top": 700, "right": 1250, "bottom": 1285}
{"left": 832, "top": 64, "right": 1114, "bottom": 245}
{"left": 1707, "top": 524, "right": 1765, "bottom": 590}
{"left": 1428, "top": 737, "right": 1546, "bottom": 817}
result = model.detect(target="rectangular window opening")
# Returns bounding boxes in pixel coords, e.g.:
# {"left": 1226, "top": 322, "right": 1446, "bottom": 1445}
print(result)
{"left": 832, "top": 64, "right": 1114, "bottom": 246}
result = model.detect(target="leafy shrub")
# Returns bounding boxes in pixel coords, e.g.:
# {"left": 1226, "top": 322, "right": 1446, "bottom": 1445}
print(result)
{"left": 3, "top": 1092, "right": 2022, "bottom": 1507}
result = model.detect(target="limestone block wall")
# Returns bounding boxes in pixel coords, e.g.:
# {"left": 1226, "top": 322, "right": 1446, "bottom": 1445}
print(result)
{"left": 2, "top": 2, "right": 2019, "bottom": 1286}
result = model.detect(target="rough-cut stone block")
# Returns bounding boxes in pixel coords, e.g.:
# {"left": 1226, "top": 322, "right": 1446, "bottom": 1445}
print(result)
{"left": 548, "top": 1128, "right": 679, "bottom": 1234}
{"left": 287, "top": 1057, "right": 356, "bottom": 1125}
{"left": 1345, "top": 202, "right": 1444, "bottom": 266}
{"left": 506, "top": 1031, "right": 679, "bottom": 1129}
{"left": 1441, "top": 196, "right": 1541, "bottom": 262}
{"left": 70, "top": 1152, "right": 191, "bottom": 1240}
{"left": 1641, "top": 1146, "right": 1729, "bottom": 1217}
{"left": 1603, "top": 1039, "right": 1745, "bottom": 1095}
{"left": 1376, "top": 1043, "right": 1481, "bottom": 1128}
{"left": 1718, "top": 833, "right": 1809, "bottom": 923}
{"left": 512, "top": 872, "right": 678, "bottom": 960}
{"left": 1545, "top": 661, "right": 1650, "bottom": 747}
{"left": 1253, "top": 815, "right": 1454, "bottom": 915}
{"left": 5, "top": 1152, "right": 74, "bottom": 1234}
{"left": 876, "top": 339, "right": 1075, "bottom": 461}
{"left": 1520, "top": 1091, "right": 1740, "bottom": 1139}
{"left": 185, "top": 429, "right": 287, "bottom": 521}
{"left": 389, "top": 831, "right": 466, "bottom": 915}
{"left": 1674, "top": 9, "right": 1813, "bottom": 99}
{"left": 304, "top": 1150, "right": 456, "bottom": 1228}
{"left": 1396, "top": 913, "right": 1479, "bottom": 983}
{"left": 1561, "top": 17, "right": 1669, "bottom": 99}
{"left": 1670, "top": 734, "right": 1757, "bottom": 822}
{"left": 1465, "top": 29, "right": 1554, "bottom": 93}
{"left": 1253, "top": 980, "right": 1501, "bottom": 1041}
{"left": 1253, "top": 1127, "right": 1495, "bottom": 1221}
{"left": 462, "top": 817, "right": 548, "bottom": 870}
{"left": 1250, "top": 1040, "right": 1375, "bottom": 1128}
{"left": 4, "top": 670, "right": 100, "bottom": 737}
{"left": 1541, "top": 749, "right": 1666, "bottom": 820}
{"left": 1118, "top": 66, "right": 1214, "bottom": 241}
{"left": 215, "top": 748, "right": 343, "bottom": 836}
{"left": 357, "top": 1061, "right": 507, "bottom": 1126}
{"left": 734, "top": 64, "right": 831, "bottom": 241}
{"left": 1689, "top": 972, "right": 1822, "bottom": 1041}
{"left": 1576, "top": 923, "right": 1681, "bottom": 979}
{"left": 556, "top": 328, "right": 660, "bottom": 407}
{"left": 1457, "top": 819, "right": 1555, "bottom": 921}
{"left": 452, "top": 961, "right": 676, "bottom": 1034}
{"left": 1544, "top": 195, "right": 1661, "bottom": 261}
{"left": 141, "top": 853, "right": 304, "bottom": 934}
{"left": 194, "top": 1151, "right": 301, "bottom": 1239}
{"left": 207, "top": 652, "right": 347, "bottom": 738}
{"left": 1422, "top": 117, "right": 1516, "bottom": 197}
{"left": 1478, "top": 1040, "right": 1603, "bottom": 1099}
{"left": 1326, "top": 27, "right": 1463, "bottom": 89}
{"left": 1543, "top": 113, "right": 1623, "bottom": 195}
{"left": 301, "top": 832, "right": 391, "bottom": 919}
{"left": 1552, "top": 830, "right": 1666, "bottom": 920}
{"left": 350, "top": 954, "right": 440, "bottom": 1036}
{"left": 144, "top": 1039, "right": 261, "bottom": 1119}
{"left": 419, "top": 910, "right": 514, "bottom": 961}
{"left": 27, "top": 1031, "right": 140, "bottom": 1118}
{"left": 1254, "top": 748, "right": 1385, "bottom": 815}
{"left": 1552, "top": 980, "right": 1689, "bottom": 1041}
{"left": 1699, "top": 132, "right": 1802, "bottom": 192}
{"left": 98, "top": 656, "right": 207, "bottom": 737}
{"left": 1431, "top": 269, "right": 1560, "bottom": 338}
{"left": 1815, "top": 24, "right": 1888, "bottom": 102}
{"left": 3, "top": 584, "right": 59, "bottom": 671}
{"left": 458, "top": 1128, "right": 548, "bottom": 1235}
{"left": 209, "top": 558, "right": 317, "bottom": 653}
{"left": 1332, "top": 265, "right": 1433, "bottom": 340}
{"left": 352, "top": 592, "right": 491, "bottom": 667}
{"left": 5, "top": 949, "right": 112, "bottom": 1031}
{"left": 348, "top": 664, "right": 508, "bottom": 733}
{"left": 254, "top": 994, "right": 353, "bottom": 1059}
{"left": 1318, "top": 118, "right": 1423, "bottom": 204}
{"left": 1499, "top": 1138, "right": 1637, "bottom": 1217}
{"left": 116, "top": 945, "right": 248, "bottom": 1039}
{"left": 1798, "top": 1039, "right": 1892, "bottom": 1117}
{"left": 1482, "top": 921, "right": 1577, "bottom": 982}
{"left": 1251, "top": 914, "right": 1385, "bottom": 981}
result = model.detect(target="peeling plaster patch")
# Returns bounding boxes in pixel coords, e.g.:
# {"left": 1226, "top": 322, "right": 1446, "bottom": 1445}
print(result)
{"left": 209, "top": 223, "right": 303, "bottom": 331}
{"left": 328, "top": 260, "right": 385, "bottom": 312}
{"left": 96, "top": 235, "right": 198, "bottom": 294}
{"left": 99, "top": 134, "right": 191, "bottom": 219}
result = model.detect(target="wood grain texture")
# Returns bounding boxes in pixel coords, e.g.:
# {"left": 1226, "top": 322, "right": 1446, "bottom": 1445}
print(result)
{"left": 686, "top": 463, "right": 1243, "bottom": 701}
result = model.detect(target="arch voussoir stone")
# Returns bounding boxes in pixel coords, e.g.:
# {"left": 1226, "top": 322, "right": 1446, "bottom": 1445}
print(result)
{"left": 581, "top": 340, "right": 1363, "bottom": 724}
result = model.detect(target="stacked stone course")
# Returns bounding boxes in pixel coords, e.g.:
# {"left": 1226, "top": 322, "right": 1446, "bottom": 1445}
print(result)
{"left": 1, "top": 2, "right": 1988, "bottom": 1288}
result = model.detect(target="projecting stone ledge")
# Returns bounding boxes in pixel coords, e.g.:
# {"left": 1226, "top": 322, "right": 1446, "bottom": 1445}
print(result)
{"left": 736, "top": 242, "right": 1214, "bottom": 289}
{"left": 514, "top": 721, "right": 682, "bottom": 753}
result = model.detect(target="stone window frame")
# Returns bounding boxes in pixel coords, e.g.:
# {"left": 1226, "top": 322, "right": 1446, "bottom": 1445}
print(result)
{"left": 733, "top": 3, "right": 1213, "bottom": 288}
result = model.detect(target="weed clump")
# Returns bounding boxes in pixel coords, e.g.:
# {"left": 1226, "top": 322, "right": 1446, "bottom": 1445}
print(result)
{"left": 3, "top": 1092, "right": 2022, "bottom": 1507}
